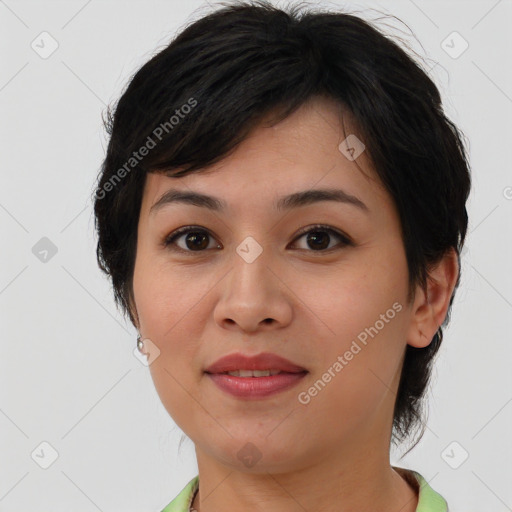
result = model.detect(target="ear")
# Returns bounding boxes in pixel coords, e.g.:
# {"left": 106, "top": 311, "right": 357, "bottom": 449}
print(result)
{"left": 406, "top": 247, "right": 460, "bottom": 348}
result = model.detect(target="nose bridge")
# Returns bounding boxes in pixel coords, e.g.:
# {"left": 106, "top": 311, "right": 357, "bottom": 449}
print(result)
{"left": 229, "top": 234, "right": 273, "bottom": 300}
{"left": 214, "top": 235, "right": 292, "bottom": 331}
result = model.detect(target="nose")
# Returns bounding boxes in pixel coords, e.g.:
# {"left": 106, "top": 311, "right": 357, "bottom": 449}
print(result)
{"left": 213, "top": 244, "right": 293, "bottom": 333}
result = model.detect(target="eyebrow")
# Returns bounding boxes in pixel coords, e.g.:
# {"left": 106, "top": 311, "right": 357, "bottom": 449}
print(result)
{"left": 149, "top": 187, "right": 369, "bottom": 216}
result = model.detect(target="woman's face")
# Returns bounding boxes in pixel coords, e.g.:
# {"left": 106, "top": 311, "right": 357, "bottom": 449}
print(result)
{"left": 132, "top": 96, "right": 419, "bottom": 472}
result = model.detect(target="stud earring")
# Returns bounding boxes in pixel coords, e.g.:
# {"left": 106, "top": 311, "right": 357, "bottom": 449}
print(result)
{"left": 137, "top": 335, "right": 145, "bottom": 353}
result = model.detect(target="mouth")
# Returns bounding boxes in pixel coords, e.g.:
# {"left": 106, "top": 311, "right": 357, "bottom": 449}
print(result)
{"left": 205, "top": 369, "right": 308, "bottom": 399}
{"left": 204, "top": 351, "right": 308, "bottom": 375}
{"left": 205, "top": 369, "right": 307, "bottom": 377}
{"left": 203, "top": 351, "right": 308, "bottom": 398}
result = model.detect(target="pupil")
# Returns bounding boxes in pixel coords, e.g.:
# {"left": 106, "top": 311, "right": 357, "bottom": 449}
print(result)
{"left": 186, "top": 232, "right": 208, "bottom": 250}
{"left": 308, "top": 231, "right": 329, "bottom": 250}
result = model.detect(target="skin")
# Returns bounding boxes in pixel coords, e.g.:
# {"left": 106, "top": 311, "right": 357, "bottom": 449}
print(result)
{"left": 130, "top": 95, "right": 459, "bottom": 512}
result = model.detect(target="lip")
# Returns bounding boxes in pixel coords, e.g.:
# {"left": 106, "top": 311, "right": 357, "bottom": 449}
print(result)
{"left": 204, "top": 352, "right": 307, "bottom": 374}
{"left": 206, "top": 372, "right": 308, "bottom": 399}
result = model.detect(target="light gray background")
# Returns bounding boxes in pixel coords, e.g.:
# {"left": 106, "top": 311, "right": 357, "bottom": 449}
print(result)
{"left": 1, "top": 0, "right": 511, "bottom": 510}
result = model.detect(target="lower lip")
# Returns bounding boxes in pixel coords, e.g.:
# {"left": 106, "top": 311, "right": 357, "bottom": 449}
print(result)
{"left": 206, "top": 372, "right": 308, "bottom": 399}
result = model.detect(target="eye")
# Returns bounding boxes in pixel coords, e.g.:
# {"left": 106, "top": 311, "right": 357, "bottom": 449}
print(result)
{"left": 163, "top": 226, "right": 220, "bottom": 253}
{"left": 290, "top": 224, "right": 352, "bottom": 252}
{"left": 163, "top": 224, "right": 352, "bottom": 254}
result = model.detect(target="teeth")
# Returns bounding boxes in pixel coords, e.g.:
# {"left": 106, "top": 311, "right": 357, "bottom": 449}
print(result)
{"left": 226, "top": 369, "right": 282, "bottom": 377}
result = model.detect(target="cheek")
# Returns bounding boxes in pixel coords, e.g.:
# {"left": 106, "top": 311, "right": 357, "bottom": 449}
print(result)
{"left": 308, "top": 255, "right": 407, "bottom": 348}
{"left": 302, "top": 246, "right": 408, "bottom": 403}
{"left": 133, "top": 250, "right": 197, "bottom": 333}
{"left": 133, "top": 257, "right": 205, "bottom": 407}
{"left": 140, "top": 280, "right": 204, "bottom": 431}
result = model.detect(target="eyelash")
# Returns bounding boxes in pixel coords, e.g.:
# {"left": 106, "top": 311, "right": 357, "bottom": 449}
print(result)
{"left": 163, "top": 224, "right": 353, "bottom": 255}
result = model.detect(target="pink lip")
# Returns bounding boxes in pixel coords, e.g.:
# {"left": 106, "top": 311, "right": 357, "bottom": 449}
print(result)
{"left": 206, "top": 372, "right": 308, "bottom": 399}
{"left": 204, "top": 352, "right": 307, "bottom": 374}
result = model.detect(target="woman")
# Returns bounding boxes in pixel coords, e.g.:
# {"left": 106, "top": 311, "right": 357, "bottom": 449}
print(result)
{"left": 93, "top": 1, "right": 471, "bottom": 510}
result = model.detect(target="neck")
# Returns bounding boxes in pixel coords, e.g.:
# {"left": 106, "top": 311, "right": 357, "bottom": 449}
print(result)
{"left": 191, "top": 437, "right": 418, "bottom": 512}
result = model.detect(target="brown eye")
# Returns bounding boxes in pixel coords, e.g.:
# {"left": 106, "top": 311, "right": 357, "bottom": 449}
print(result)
{"left": 291, "top": 225, "right": 352, "bottom": 252}
{"left": 163, "top": 224, "right": 352, "bottom": 255}
{"left": 164, "top": 227, "right": 220, "bottom": 252}
{"left": 305, "top": 231, "right": 331, "bottom": 250}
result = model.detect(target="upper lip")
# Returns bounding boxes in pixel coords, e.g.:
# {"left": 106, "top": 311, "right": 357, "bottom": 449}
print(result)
{"left": 205, "top": 352, "right": 308, "bottom": 374}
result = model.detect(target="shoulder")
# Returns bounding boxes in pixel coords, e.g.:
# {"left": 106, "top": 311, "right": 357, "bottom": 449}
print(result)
{"left": 394, "top": 466, "right": 448, "bottom": 512}
{"left": 160, "top": 475, "right": 199, "bottom": 512}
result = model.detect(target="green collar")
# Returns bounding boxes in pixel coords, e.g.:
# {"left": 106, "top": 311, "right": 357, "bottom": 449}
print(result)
{"left": 161, "top": 468, "right": 447, "bottom": 512}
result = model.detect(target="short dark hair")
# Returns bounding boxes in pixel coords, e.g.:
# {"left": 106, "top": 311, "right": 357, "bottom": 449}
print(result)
{"left": 92, "top": 0, "right": 471, "bottom": 451}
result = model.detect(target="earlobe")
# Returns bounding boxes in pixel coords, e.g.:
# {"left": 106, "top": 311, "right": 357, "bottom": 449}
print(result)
{"left": 407, "top": 247, "right": 460, "bottom": 349}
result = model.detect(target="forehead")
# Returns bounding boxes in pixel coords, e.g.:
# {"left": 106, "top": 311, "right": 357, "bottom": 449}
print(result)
{"left": 140, "top": 95, "right": 389, "bottom": 217}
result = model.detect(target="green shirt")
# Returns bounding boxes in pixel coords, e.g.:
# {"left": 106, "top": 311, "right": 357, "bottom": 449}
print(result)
{"left": 161, "top": 468, "right": 448, "bottom": 512}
